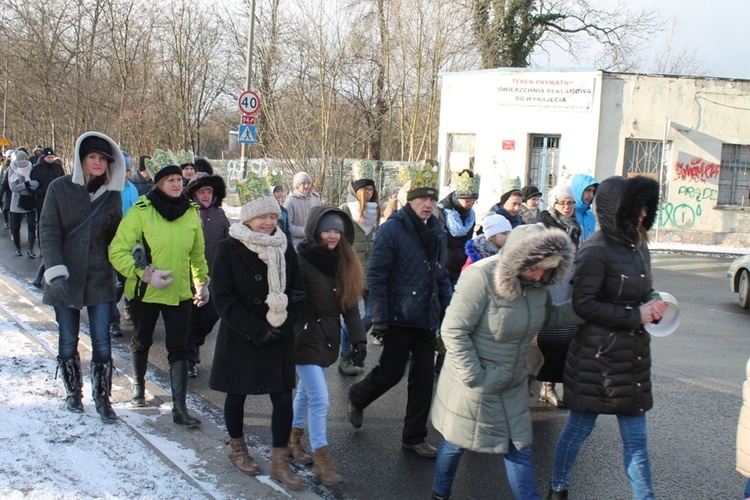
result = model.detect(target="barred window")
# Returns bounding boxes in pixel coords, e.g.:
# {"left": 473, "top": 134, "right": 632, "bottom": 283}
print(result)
{"left": 624, "top": 139, "right": 669, "bottom": 176}
{"left": 718, "top": 144, "right": 750, "bottom": 206}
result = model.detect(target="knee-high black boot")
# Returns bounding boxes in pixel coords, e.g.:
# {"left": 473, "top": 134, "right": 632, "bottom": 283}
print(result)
{"left": 91, "top": 359, "right": 118, "bottom": 424}
{"left": 131, "top": 350, "right": 149, "bottom": 407}
{"left": 57, "top": 354, "right": 84, "bottom": 413}
{"left": 170, "top": 360, "right": 200, "bottom": 428}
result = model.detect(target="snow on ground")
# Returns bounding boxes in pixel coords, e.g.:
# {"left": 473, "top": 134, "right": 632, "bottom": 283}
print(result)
{"left": 0, "top": 319, "right": 207, "bottom": 499}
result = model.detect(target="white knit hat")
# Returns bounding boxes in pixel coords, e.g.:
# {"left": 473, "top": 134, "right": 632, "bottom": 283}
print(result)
{"left": 482, "top": 214, "right": 512, "bottom": 238}
{"left": 548, "top": 184, "right": 576, "bottom": 205}
{"left": 239, "top": 196, "right": 280, "bottom": 224}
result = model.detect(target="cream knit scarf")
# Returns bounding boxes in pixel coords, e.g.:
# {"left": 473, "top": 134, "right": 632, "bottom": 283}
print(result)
{"left": 228, "top": 222, "right": 289, "bottom": 327}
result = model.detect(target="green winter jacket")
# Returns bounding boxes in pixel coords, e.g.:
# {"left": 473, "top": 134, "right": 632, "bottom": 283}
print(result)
{"left": 108, "top": 195, "right": 208, "bottom": 305}
{"left": 431, "top": 224, "right": 581, "bottom": 454}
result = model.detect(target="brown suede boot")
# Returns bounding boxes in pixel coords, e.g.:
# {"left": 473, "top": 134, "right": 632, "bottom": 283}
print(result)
{"left": 270, "top": 447, "right": 303, "bottom": 490}
{"left": 227, "top": 437, "right": 259, "bottom": 475}
{"left": 313, "top": 446, "right": 344, "bottom": 486}
{"left": 287, "top": 427, "right": 313, "bottom": 465}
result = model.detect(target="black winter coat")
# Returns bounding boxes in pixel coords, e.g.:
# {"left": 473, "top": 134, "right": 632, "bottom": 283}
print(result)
{"left": 30, "top": 161, "right": 66, "bottom": 215}
{"left": 368, "top": 204, "right": 451, "bottom": 331}
{"left": 209, "top": 237, "right": 302, "bottom": 395}
{"left": 563, "top": 175, "right": 660, "bottom": 415}
{"left": 40, "top": 176, "right": 123, "bottom": 309}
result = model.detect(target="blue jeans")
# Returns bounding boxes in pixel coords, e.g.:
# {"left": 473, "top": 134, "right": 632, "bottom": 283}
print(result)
{"left": 340, "top": 291, "right": 372, "bottom": 354}
{"left": 55, "top": 303, "right": 112, "bottom": 364}
{"left": 551, "top": 410, "right": 654, "bottom": 499}
{"left": 433, "top": 439, "right": 541, "bottom": 499}
{"left": 745, "top": 478, "right": 750, "bottom": 499}
{"left": 292, "top": 364, "right": 329, "bottom": 452}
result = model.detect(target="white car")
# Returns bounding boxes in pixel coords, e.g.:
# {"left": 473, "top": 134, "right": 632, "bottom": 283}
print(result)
{"left": 728, "top": 254, "right": 750, "bottom": 308}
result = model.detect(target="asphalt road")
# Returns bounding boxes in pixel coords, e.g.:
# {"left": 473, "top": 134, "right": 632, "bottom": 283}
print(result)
{"left": 4, "top": 219, "right": 747, "bottom": 499}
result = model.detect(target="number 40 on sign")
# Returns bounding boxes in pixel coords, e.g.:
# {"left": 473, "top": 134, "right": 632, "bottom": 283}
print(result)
{"left": 238, "top": 90, "right": 260, "bottom": 115}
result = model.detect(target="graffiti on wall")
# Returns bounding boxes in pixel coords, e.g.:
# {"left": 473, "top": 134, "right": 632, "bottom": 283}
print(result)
{"left": 659, "top": 152, "right": 720, "bottom": 229}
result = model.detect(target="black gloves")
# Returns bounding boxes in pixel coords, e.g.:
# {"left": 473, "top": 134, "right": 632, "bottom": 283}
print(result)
{"left": 254, "top": 327, "right": 282, "bottom": 347}
{"left": 352, "top": 341, "right": 367, "bottom": 367}
{"left": 48, "top": 277, "right": 70, "bottom": 303}
{"left": 131, "top": 243, "right": 148, "bottom": 269}
{"left": 370, "top": 323, "right": 387, "bottom": 337}
{"left": 24, "top": 181, "right": 31, "bottom": 189}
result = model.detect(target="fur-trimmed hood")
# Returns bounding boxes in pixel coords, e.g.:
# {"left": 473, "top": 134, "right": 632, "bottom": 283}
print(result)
{"left": 71, "top": 131, "right": 125, "bottom": 198}
{"left": 593, "top": 175, "right": 660, "bottom": 245}
{"left": 185, "top": 171, "right": 227, "bottom": 207}
{"left": 493, "top": 224, "right": 575, "bottom": 301}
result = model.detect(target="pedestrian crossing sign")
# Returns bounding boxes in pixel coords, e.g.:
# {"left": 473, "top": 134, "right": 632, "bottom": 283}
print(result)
{"left": 238, "top": 125, "right": 257, "bottom": 144}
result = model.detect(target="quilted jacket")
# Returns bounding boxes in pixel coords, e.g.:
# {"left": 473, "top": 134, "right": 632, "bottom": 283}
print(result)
{"left": 563, "top": 175, "right": 660, "bottom": 415}
{"left": 431, "top": 224, "right": 579, "bottom": 453}
{"left": 367, "top": 204, "right": 451, "bottom": 331}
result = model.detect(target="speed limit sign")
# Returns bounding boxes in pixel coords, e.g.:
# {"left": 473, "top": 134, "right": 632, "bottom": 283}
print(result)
{"left": 238, "top": 90, "right": 260, "bottom": 115}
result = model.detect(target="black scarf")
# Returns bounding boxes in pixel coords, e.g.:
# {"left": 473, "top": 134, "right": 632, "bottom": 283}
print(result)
{"left": 402, "top": 203, "right": 437, "bottom": 260}
{"left": 86, "top": 175, "right": 106, "bottom": 194}
{"left": 146, "top": 188, "right": 192, "bottom": 221}
{"left": 298, "top": 240, "right": 339, "bottom": 276}
{"left": 539, "top": 209, "right": 581, "bottom": 248}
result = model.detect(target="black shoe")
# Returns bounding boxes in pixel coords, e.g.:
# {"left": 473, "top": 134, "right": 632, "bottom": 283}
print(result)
{"left": 547, "top": 489, "right": 568, "bottom": 500}
{"left": 27, "top": 249, "right": 36, "bottom": 259}
{"left": 347, "top": 388, "right": 363, "bottom": 429}
{"left": 109, "top": 324, "right": 123, "bottom": 338}
{"left": 14, "top": 248, "right": 21, "bottom": 256}
{"left": 187, "top": 365, "right": 198, "bottom": 378}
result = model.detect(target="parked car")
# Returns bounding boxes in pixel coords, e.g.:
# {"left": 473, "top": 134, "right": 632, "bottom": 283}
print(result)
{"left": 728, "top": 254, "right": 750, "bottom": 308}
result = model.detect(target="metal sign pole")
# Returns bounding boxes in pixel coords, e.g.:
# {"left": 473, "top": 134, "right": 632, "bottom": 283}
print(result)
{"left": 240, "top": 0, "right": 256, "bottom": 172}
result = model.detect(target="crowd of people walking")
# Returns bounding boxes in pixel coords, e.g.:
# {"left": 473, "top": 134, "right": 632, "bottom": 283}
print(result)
{"left": 5, "top": 133, "right": 683, "bottom": 498}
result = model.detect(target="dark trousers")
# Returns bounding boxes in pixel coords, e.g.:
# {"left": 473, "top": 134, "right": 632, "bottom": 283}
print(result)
{"left": 349, "top": 325, "right": 436, "bottom": 445}
{"left": 131, "top": 299, "right": 192, "bottom": 364}
{"left": 10, "top": 210, "right": 35, "bottom": 250}
{"left": 186, "top": 298, "right": 219, "bottom": 367}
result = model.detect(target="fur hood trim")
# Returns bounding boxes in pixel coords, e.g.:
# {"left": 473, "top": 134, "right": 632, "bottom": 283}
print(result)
{"left": 594, "top": 175, "right": 660, "bottom": 244}
{"left": 493, "top": 224, "right": 575, "bottom": 300}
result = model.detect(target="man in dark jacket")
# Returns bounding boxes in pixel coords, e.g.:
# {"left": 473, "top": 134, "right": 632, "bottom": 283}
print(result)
{"left": 130, "top": 155, "right": 154, "bottom": 195}
{"left": 30, "top": 147, "right": 66, "bottom": 248}
{"left": 347, "top": 162, "right": 451, "bottom": 459}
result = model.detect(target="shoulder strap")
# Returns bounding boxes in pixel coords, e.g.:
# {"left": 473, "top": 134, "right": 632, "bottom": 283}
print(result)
{"left": 63, "top": 191, "right": 111, "bottom": 242}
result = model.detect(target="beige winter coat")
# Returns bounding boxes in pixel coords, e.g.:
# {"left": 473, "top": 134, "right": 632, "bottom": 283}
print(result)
{"left": 737, "top": 357, "right": 750, "bottom": 477}
{"left": 431, "top": 224, "right": 581, "bottom": 454}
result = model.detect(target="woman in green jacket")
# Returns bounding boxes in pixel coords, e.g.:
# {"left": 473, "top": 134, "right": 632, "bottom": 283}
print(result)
{"left": 337, "top": 161, "right": 380, "bottom": 374}
{"left": 109, "top": 149, "right": 209, "bottom": 428}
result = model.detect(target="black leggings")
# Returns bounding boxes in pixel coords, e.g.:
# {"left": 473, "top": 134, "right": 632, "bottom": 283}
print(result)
{"left": 224, "top": 390, "right": 294, "bottom": 447}
{"left": 10, "top": 210, "right": 35, "bottom": 250}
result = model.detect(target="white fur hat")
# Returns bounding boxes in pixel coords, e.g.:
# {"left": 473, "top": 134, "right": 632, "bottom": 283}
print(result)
{"left": 548, "top": 184, "right": 576, "bottom": 205}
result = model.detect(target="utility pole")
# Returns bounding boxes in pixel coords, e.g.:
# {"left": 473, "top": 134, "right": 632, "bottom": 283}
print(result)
{"left": 240, "top": 0, "right": 256, "bottom": 171}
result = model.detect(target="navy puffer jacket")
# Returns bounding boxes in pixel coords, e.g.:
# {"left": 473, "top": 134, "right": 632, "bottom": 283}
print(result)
{"left": 368, "top": 204, "right": 451, "bottom": 331}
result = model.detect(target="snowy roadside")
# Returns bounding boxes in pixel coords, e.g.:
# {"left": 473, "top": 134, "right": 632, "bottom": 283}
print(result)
{"left": 0, "top": 314, "right": 210, "bottom": 498}
{"left": 0, "top": 268, "right": 316, "bottom": 499}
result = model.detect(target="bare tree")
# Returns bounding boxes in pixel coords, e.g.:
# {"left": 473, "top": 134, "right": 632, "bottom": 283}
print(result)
{"left": 467, "top": 0, "right": 658, "bottom": 69}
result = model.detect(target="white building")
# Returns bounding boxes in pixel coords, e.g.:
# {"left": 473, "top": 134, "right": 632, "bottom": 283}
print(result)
{"left": 436, "top": 68, "right": 750, "bottom": 245}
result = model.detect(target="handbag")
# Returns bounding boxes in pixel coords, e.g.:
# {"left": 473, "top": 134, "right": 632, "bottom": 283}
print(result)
{"left": 33, "top": 191, "right": 111, "bottom": 290}
{"left": 18, "top": 194, "right": 36, "bottom": 211}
